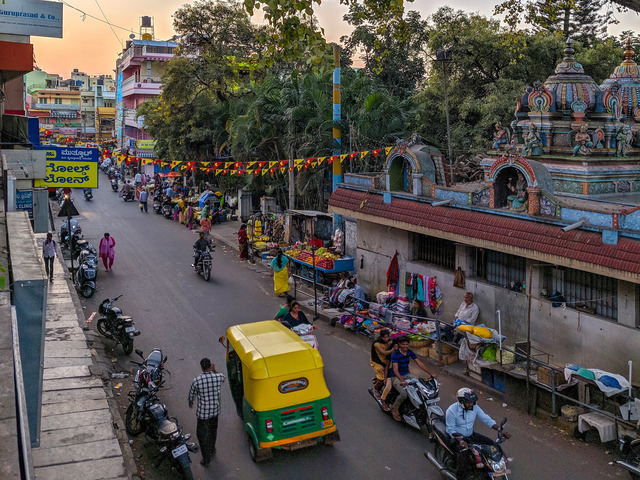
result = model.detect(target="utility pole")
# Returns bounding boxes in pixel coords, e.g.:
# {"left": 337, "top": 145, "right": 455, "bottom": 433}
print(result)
{"left": 436, "top": 48, "right": 453, "bottom": 184}
{"left": 288, "top": 146, "right": 295, "bottom": 210}
{"left": 332, "top": 44, "right": 342, "bottom": 191}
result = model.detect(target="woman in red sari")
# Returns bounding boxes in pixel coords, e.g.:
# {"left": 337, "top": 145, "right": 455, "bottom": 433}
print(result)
{"left": 238, "top": 224, "right": 248, "bottom": 259}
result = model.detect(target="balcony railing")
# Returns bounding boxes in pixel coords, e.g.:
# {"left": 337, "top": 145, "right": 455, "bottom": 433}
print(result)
{"left": 34, "top": 103, "right": 80, "bottom": 111}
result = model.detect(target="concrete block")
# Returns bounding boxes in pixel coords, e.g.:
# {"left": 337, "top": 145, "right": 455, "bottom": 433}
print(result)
{"left": 34, "top": 455, "right": 126, "bottom": 480}
{"left": 44, "top": 356, "right": 92, "bottom": 368}
{"left": 42, "top": 387, "right": 107, "bottom": 404}
{"left": 41, "top": 398, "right": 109, "bottom": 416}
{"left": 45, "top": 340, "right": 89, "bottom": 351}
{"left": 41, "top": 408, "right": 113, "bottom": 431}
{"left": 32, "top": 437, "right": 122, "bottom": 467}
{"left": 42, "top": 345, "right": 91, "bottom": 358}
{"left": 43, "top": 376, "right": 102, "bottom": 392}
{"left": 37, "top": 421, "right": 116, "bottom": 448}
{"left": 43, "top": 365, "right": 91, "bottom": 380}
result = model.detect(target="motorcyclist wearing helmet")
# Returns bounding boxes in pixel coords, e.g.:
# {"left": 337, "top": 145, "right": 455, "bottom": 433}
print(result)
{"left": 193, "top": 231, "right": 213, "bottom": 268}
{"left": 446, "top": 387, "right": 511, "bottom": 477}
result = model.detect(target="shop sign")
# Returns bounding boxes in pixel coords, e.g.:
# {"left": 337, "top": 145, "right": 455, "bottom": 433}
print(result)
{"left": 16, "top": 189, "right": 34, "bottom": 218}
{"left": 136, "top": 139, "right": 156, "bottom": 149}
{"left": 0, "top": 0, "right": 63, "bottom": 38}
{"left": 33, "top": 146, "right": 99, "bottom": 188}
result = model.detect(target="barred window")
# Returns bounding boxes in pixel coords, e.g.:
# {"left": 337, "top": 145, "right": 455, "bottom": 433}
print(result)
{"left": 543, "top": 267, "right": 617, "bottom": 320}
{"left": 475, "top": 248, "right": 527, "bottom": 288}
{"left": 413, "top": 234, "right": 456, "bottom": 270}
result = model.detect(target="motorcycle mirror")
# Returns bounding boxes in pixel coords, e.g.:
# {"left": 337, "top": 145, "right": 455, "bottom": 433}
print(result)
{"left": 135, "top": 348, "right": 144, "bottom": 358}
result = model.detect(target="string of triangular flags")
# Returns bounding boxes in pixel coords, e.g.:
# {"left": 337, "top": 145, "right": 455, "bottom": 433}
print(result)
{"left": 104, "top": 147, "right": 393, "bottom": 176}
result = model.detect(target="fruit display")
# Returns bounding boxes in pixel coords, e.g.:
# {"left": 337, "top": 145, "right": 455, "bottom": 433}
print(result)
{"left": 286, "top": 246, "right": 341, "bottom": 270}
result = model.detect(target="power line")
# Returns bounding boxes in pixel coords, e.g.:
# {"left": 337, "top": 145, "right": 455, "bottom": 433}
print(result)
{"left": 93, "top": 0, "right": 123, "bottom": 48}
{"left": 55, "top": 0, "right": 133, "bottom": 36}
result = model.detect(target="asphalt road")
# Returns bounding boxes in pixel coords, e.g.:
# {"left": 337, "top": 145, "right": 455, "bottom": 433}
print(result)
{"left": 58, "top": 178, "right": 629, "bottom": 480}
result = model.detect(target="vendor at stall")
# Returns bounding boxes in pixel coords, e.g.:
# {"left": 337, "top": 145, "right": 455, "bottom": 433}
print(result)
{"left": 310, "top": 234, "right": 324, "bottom": 249}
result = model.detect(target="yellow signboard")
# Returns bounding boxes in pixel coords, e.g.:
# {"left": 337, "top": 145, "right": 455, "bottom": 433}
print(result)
{"left": 33, "top": 146, "right": 99, "bottom": 189}
{"left": 136, "top": 139, "right": 156, "bottom": 149}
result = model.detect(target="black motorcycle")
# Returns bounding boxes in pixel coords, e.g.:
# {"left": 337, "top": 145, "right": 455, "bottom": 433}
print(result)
{"left": 122, "top": 189, "right": 135, "bottom": 201}
{"left": 59, "top": 219, "right": 82, "bottom": 250}
{"left": 83, "top": 188, "right": 93, "bottom": 200}
{"left": 162, "top": 196, "right": 173, "bottom": 218}
{"left": 617, "top": 434, "right": 640, "bottom": 479}
{"left": 96, "top": 295, "right": 140, "bottom": 354}
{"left": 125, "top": 389, "right": 197, "bottom": 480}
{"left": 193, "top": 249, "right": 213, "bottom": 281}
{"left": 153, "top": 191, "right": 163, "bottom": 214}
{"left": 131, "top": 348, "right": 167, "bottom": 394}
{"left": 73, "top": 257, "right": 97, "bottom": 298}
{"left": 425, "top": 417, "right": 511, "bottom": 480}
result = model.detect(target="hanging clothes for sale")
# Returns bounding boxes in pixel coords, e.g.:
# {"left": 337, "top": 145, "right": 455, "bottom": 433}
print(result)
{"left": 386, "top": 251, "right": 399, "bottom": 295}
{"left": 427, "top": 277, "right": 443, "bottom": 315}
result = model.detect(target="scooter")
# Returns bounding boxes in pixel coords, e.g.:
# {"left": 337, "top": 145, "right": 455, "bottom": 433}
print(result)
{"left": 122, "top": 189, "right": 135, "bottom": 201}
{"left": 111, "top": 177, "right": 119, "bottom": 192}
{"left": 59, "top": 219, "right": 82, "bottom": 250}
{"left": 73, "top": 260, "right": 97, "bottom": 298}
{"left": 617, "top": 434, "right": 640, "bottom": 479}
{"left": 153, "top": 191, "right": 163, "bottom": 214}
{"left": 83, "top": 188, "right": 93, "bottom": 200}
{"left": 425, "top": 417, "right": 511, "bottom": 480}
{"left": 162, "top": 197, "right": 173, "bottom": 218}
{"left": 369, "top": 376, "right": 443, "bottom": 432}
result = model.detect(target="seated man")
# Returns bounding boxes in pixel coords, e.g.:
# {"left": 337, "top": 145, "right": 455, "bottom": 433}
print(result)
{"left": 389, "top": 337, "right": 436, "bottom": 422}
{"left": 192, "top": 231, "right": 213, "bottom": 267}
{"left": 443, "top": 292, "right": 479, "bottom": 344}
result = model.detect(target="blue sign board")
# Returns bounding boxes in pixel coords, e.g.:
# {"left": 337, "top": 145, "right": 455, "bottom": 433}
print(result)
{"left": 16, "top": 190, "right": 34, "bottom": 218}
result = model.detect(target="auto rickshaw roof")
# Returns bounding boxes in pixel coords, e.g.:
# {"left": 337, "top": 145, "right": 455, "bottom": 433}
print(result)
{"left": 226, "top": 321, "right": 324, "bottom": 380}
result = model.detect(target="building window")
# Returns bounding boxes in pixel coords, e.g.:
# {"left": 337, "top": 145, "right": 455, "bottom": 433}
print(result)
{"left": 543, "top": 267, "right": 617, "bottom": 320}
{"left": 40, "top": 98, "right": 47, "bottom": 104}
{"left": 54, "top": 98, "right": 62, "bottom": 104}
{"left": 475, "top": 248, "right": 527, "bottom": 289}
{"left": 413, "top": 233, "right": 456, "bottom": 270}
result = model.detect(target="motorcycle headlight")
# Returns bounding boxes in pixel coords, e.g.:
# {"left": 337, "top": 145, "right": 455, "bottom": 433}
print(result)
{"left": 490, "top": 458, "right": 507, "bottom": 472}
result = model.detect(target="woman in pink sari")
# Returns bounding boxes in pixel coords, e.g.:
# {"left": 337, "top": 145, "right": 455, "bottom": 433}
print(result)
{"left": 99, "top": 232, "right": 116, "bottom": 271}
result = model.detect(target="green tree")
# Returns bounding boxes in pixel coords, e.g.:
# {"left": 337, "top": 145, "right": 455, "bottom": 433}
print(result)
{"left": 341, "top": 6, "right": 429, "bottom": 98}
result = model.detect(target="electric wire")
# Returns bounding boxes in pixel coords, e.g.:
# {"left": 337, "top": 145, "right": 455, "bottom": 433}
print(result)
{"left": 54, "top": 0, "right": 133, "bottom": 35}
{"left": 93, "top": 0, "right": 123, "bottom": 48}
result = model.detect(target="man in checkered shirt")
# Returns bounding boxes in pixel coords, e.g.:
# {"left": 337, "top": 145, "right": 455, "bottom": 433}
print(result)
{"left": 188, "top": 357, "right": 225, "bottom": 467}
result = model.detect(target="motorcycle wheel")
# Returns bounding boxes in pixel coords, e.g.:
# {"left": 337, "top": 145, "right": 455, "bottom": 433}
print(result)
{"left": 178, "top": 460, "right": 194, "bottom": 480}
{"left": 81, "top": 285, "right": 95, "bottom": 298}
{"left": 122, "top": 337, "right": 134, "bottom": 355}
{"left": 203, "top": 264, "right": 211, "bottom": 281}
{"left": 96, "top": 318, "right": 114, "bottom": 339}
{"left": 434, "top": 443, "right": 456, "bottom": 472}
{"left": 125, "top": 403, "right": 144, "bottom": 436}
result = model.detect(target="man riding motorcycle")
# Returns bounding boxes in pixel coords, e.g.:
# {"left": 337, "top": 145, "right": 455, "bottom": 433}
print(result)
{"left": 192, "top": 232, "right": 213, "bottom": 268}
{"left": 445, "top": 387, "right": 511, "bottom": 478}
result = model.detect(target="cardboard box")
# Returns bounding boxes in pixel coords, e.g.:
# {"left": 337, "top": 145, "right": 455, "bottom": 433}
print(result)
{"left": 413, "top": 346, "right": 431, "bottom": 357}
{"left": 442, "top": 352, "right": 459, "bottom": 364}
{"left": 537, "top": 365, "right": 566, "bottom": 387}
{"left": 499, "top": 349, "right": 516, "bottom": 364}
{"left": 429, "top": 347, "right": 440, "bottom": 360}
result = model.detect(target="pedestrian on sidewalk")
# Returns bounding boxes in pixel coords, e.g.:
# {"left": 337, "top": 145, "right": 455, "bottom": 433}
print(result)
{"left": 99, "top": 232, "right": 116, "bottom": 272}
{"left": 270, "top": 248, "right": 290, "bottom": 297}
{"left": 138, "top": 189, "right": 148, "bottom": 213}
{"left": 237, "top": 223, "right": 248, "bottom": 259}
{"left": 42, "top": 232, "right": 57, "bottom": 282}
{"left": 188, "top": 358, "right": 225, "bottom": 467}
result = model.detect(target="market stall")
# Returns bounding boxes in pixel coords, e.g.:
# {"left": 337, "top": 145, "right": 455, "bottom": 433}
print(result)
{"left": 287, "top": 245, "right": 354, "bottom": 284}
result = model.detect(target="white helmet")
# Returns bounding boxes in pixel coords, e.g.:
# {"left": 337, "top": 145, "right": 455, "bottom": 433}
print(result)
{"left": 457, "top": 387, "right": 478, "bottom": 405}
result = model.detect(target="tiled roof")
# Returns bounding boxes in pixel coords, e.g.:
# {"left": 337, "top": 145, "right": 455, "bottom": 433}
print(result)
{"left": 329, "top": 187, "right": 640, "bottom": 277}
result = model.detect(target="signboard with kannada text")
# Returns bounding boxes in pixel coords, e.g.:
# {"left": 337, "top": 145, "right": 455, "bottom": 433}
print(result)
{"left": 33, "top": 146, "right": 99, "bottom": 189}
{"left": 16, "top": 190, "right": 34, "bottom": 218}
{"left": 136, "top": 139, "right": 156, "bottom": 149}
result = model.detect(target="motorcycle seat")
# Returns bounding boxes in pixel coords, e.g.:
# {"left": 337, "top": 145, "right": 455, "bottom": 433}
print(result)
{"left": 433, "top": 418, "right": 454, "bottom": 447}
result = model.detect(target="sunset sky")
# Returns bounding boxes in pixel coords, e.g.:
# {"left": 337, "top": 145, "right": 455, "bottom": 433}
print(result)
{"left": 31, "top": 0, "right": 639, "bottom": 78}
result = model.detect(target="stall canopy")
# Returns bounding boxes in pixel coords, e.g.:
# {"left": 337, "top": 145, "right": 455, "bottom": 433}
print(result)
{"left": 285, "top": 210, "right": 333, "bottom": 244}
{"left": 160, "top": 171, "right": 182, "bottom": 177}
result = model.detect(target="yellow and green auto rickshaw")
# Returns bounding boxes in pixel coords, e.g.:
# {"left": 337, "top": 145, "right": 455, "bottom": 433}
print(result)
{"left": 219, "top": 320, "right": 340, "bottom": 462}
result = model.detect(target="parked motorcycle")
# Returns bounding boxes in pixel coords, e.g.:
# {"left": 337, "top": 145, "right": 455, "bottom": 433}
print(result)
{"left": 125, "top": 389, "right": 197, "bottom": 480}
{"left": 77, "top": 243, "right": 98, "bottom": 266}
{"left": 111, "top": 178, "right": 119, "bottom": 191}
{"left": 83, "top": 188, "right": 93, "bottom": 200}
{"left": 193, "top": 249, "right": 213, "bottom": 281}
{"left": 96, "top": 295, "right": 140, "bottom": 354}
{"left": 617, "top": 434, "right": 640, "bottom": 479}
{"left": 369, "top": 376, "right": 443, "bottom": 432}
{"left": 73, "top": 260, "right": 97, "bottom": 298}
{"left": 425, "top": 417, "right": 511, "bottom": 480}
{"left": 162, "top": 196, "right": 173, "bottom": 218}
{"left": 131, "top": 348, "right": 167, "bottom": 394}
{"left": 153, "top": 191, "right": 163, "bottom": 214}
{"left": 59, "top": 219, "right": 82, "bottom": 250}
{"left": 122, "top": 189, "right": 135, "bottom": 201}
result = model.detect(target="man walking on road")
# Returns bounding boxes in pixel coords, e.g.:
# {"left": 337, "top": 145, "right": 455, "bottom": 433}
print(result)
{"left": 188, "top": 358, "right": 225, "bottom": 467}
{"left": 138, "top": 189, "right": 148, "bottom": 213}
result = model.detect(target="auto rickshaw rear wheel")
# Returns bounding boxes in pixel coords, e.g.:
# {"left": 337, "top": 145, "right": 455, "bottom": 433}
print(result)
{"left": 247, "top": 433, "right": 272, "bottom": 462}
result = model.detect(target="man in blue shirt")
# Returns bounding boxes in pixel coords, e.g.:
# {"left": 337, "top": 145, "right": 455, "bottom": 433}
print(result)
{"left": 389, "top": 336, "right": 435, "bottom": 421}
{"left": 446, "top": 387, "right": 511, "bottom": 477}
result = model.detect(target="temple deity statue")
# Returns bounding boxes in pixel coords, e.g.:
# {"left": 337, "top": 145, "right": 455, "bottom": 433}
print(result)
{"left": 572, "top": 123, "right": 593, "bottom": 156}
{"left": 616, "top": 125, "right": 631, "bottom": 157}
{"left": 522, "top": 124, "right": 542, "bottom": 156}
{"left": 493, "top": 123, "right": 509, "bottom": 150}
{"left": 507, "top": 172, "right": 528, "bottom": 210}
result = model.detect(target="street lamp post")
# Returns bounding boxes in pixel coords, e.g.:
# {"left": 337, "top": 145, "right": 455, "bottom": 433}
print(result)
{"left": 436, "top": 48, "right": 453, "bottom": 184}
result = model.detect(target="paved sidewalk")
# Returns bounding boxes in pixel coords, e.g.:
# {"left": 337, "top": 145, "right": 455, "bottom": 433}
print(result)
{"left": 31, "top": 233, "right": 130, "bottom": 480}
